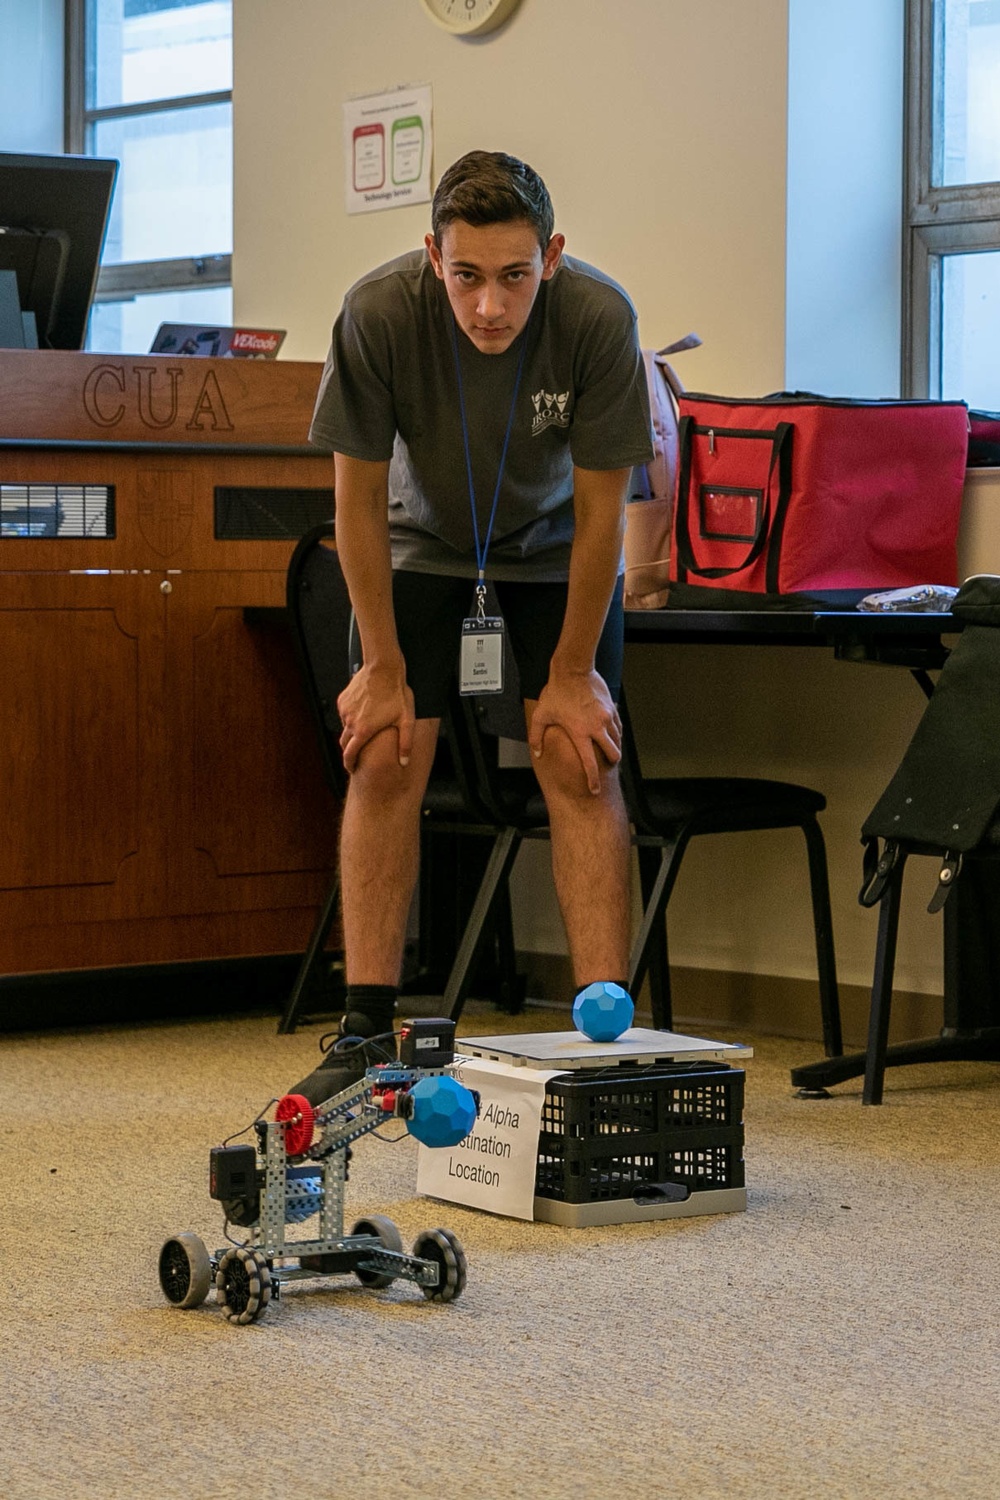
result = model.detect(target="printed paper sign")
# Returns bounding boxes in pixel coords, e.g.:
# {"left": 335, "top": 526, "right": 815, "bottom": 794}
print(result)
{"left": 343, "top": 85, "right": 432, "bottom": 215}
{"left": 416, "top": 1057, "right": 564, "bottom": 1221}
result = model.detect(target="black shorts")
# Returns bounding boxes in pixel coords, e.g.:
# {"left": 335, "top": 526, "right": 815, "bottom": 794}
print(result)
{"left": 390, "top": 571, "right": 625, "bottom": 720}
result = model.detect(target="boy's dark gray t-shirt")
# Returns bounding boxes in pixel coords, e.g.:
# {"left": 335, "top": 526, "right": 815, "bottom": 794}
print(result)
{"left": 310, "top": 248, "right": 654, "bottom": 581}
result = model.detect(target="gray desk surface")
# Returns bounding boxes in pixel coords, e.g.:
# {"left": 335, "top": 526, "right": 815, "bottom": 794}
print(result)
{"left": 623, "top": 592, "right": 956, "bottom": 647}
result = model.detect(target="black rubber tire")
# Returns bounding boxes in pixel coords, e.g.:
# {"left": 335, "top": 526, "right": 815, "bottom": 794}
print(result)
{"left": 215, "top": 1246, "right": 272, "bottom": 1325}
{"left": 159, "top": 1231, "right": 213, "bottom": 1309}
{"left": 351, "top": 1214, "right": 404, "bottom": 1288}
{"left": 412, "top": 1227, "right": 467, "bottom": 1303}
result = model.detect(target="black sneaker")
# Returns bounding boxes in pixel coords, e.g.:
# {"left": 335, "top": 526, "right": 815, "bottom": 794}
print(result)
{"left": 289, "top": 1029, "right": 397, "bottom": 1109}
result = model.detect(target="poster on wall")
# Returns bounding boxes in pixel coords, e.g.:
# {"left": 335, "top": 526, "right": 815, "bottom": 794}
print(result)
{"left": 343, "top": 84, "right": 433, "bottom": 215}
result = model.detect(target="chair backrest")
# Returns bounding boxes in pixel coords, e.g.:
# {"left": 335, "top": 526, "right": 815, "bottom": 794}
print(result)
{"left": 285, "top": 522, "right": 497, "bottom": 824}
{"left": 285, "top": 522, "right": 354, "bottom": 801}
{"left": 862, "top": 616, "right": 1000, "bottom": 855}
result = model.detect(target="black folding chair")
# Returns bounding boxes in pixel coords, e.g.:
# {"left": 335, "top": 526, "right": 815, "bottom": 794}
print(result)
{"left": 619, "top": 688, "right": 842, "bottom": 1049}
{"left": 277, "top": 524, "right": 531, "bottom": 1033}
{"left": 847, "top": 575, "right": 1000, "bottom": 1103}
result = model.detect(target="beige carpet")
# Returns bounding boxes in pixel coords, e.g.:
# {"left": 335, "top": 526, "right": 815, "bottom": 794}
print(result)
{"left": 2, "top": 1000, "right": 998, "bottom": 1500}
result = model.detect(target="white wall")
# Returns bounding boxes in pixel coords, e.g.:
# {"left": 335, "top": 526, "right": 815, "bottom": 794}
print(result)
{"left": 233, "top": 0, "right": 788, "bottom": 389}
{"left": 0, "top": 0, "right": 64, "bottom": 153}
{"left": 233, "top": 0, "right": 995, "bottom": 1012}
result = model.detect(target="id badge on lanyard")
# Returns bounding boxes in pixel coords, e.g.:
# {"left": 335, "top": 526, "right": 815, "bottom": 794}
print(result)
{"left": 460, "top": 596, "right": 505, "bottom": 696}
{"left": 450, "top": 311, "right": 529, "bottom": 699}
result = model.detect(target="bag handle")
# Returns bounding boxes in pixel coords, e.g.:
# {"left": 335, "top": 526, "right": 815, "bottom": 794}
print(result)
{"left": 673, "top": 418, "right": 793, "bottom": 582}
{"left": 652, "top": 333, "right": 702, "bottom": 404}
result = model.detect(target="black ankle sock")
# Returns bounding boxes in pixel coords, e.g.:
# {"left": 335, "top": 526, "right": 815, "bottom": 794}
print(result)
{"left": 341, "top": 984, "right": 397, "bottom": 1039}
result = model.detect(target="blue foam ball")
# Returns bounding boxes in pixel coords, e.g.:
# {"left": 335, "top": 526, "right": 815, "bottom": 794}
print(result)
{"left": 406, "top": 1074, "right": 479, "bottom": 1149}
{"left": 572, "top": 982, "right": 635, "bottom": 1042}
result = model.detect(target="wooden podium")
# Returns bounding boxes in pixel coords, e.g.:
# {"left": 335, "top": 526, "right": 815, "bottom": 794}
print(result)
{"left": 0, "top": 350, "right": 338, "bottom": 982}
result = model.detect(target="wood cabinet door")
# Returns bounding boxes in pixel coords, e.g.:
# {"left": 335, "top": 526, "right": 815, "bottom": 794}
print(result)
{"left": 161, "top": 569, "right": 338, "bottom": 919}
{"left": 0, "top": 571, "right": 165, "bottom": 959}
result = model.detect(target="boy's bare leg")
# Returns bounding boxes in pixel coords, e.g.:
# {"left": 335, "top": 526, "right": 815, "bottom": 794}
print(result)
{"left": 338, "top": 719, "right": 441, "bottom": 985}
{"left": 289, "top": 719, "right": 440, "bottom": 1105}
{"left": 525, "top": 700, "right": 632, "bottom": 987}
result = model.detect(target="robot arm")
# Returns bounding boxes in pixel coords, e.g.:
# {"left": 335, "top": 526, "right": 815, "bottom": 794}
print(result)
{"left": 291, "top": 1060, "right": 479, "bottom": 1159}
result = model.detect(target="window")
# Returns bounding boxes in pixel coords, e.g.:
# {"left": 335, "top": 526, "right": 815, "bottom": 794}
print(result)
{"left": 66, "top": 0, "right": 233, "bottom": 353}
{"left": 905, "top": 0, "right": 1000, "bottom": 405}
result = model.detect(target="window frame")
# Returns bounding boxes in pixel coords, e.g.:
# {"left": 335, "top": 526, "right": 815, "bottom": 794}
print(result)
{"left": 904, "top": 0, "right": 1000, "bottom": 396}
{"left": 63, "top": 0, "right": 232, "bottom": 316}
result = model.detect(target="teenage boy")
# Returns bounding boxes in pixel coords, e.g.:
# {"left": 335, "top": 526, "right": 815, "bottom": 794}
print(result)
{"left": 292, "top": 150, "right": 652, "bottom": 1102}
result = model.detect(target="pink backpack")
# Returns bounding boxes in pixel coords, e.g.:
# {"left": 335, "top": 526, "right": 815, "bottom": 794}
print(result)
{"left": 624, "top": 333, "right": 701, "bottom": 609}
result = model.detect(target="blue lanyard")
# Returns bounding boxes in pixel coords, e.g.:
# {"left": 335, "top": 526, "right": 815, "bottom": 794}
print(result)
{"left": 449, "top": 312, "right": 530, "bottom": 600}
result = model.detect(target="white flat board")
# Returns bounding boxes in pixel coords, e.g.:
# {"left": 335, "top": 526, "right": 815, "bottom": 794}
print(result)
{"left": 455, "top": 1026, "right": 753, "bottom": 1070}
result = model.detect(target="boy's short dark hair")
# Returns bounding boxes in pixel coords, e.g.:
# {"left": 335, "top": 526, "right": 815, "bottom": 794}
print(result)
{"left": 431, "top": 151, "right": 554, "bottom": 250}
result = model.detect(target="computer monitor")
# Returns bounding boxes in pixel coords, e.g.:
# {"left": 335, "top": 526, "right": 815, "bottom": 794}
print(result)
{"left": 0, "top": 152, "right": 118, "bottom": 351}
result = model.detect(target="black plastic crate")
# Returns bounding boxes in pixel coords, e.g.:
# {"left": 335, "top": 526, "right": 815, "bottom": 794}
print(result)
{"left": 535, "top": 1062, "right": 745, "bottom": 1205}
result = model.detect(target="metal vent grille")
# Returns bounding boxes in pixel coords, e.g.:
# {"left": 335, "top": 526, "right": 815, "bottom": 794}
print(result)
{"left": 214, "top": 487, "right": 334, "bottom": 541}
{"left": 0, "top": 484, "right": 115, "bottom": 538}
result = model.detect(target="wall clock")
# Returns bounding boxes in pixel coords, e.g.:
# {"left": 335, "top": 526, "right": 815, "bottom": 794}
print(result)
{"left": 419, "top": 0, "right": 522, "bottom": 36}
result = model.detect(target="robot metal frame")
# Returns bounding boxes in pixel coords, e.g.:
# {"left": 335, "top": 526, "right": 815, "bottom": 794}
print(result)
{"left": 158, "top": 1019, "right": 478, "bottom": 1326}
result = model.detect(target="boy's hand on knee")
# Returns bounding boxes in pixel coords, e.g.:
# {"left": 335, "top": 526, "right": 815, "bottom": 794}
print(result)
{"left": 529, "top": 669, "right": 622, "bottom": 795}
{"left": 337, "top": 661, "right": 415, "bottom": 773}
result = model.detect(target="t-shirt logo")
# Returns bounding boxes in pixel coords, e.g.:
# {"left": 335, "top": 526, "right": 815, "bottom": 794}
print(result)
{"left": 531, "top": 389, "right": 571, "bottom": 435}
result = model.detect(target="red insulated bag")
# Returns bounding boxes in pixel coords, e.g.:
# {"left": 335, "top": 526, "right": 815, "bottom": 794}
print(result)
{"left": 670, "top": 393, "right": 970, "bottom": 595}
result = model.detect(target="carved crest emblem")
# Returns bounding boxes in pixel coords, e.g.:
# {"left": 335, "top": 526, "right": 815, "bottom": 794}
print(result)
{"left": 137, "top": 469, "right": 194, "bottom": 557}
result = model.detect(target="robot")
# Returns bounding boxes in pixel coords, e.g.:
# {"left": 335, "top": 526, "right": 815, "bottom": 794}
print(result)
{"left": 158, "top": 1018, "right": 479, "bottom": 1325}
